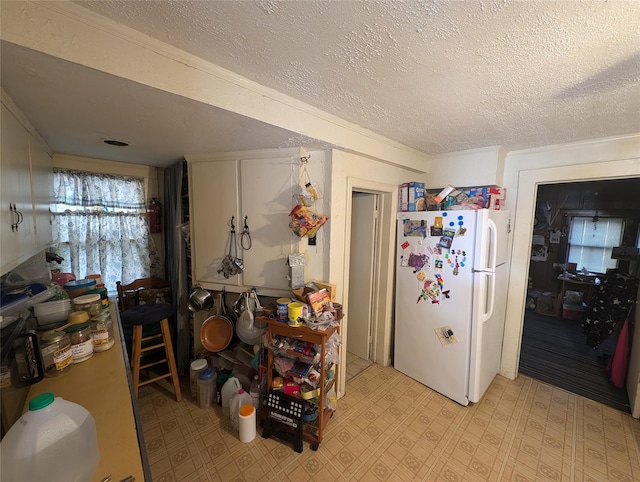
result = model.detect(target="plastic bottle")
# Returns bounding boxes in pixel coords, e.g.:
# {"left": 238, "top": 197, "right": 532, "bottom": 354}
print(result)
{"left": 230, "top": 388, "right": 253, "bottom": 429}
{"left": 190, "top": 359, "right": 208, "bottom": 399}
{"left": 221, "top": 376, "right": 242, "bottom": 416}
{"left": 250, "top": 375, "right": 261, "bottom": 410}
{"left": 197, "top": 368, "right": 216, "bottom": 409}
{"left": 0, "top": 392, "right": 100, "bottom": 482}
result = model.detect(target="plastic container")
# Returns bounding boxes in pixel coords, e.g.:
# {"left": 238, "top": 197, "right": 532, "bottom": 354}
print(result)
{"left": 85, "top": 273, "right": 102, "bottom": 286}
{"left": 66, "top": 321, "right": 94, "bottom": 363}
{"left": 238, "top": 403, "right": 256, "bottom": 443}
{"left": 90, "top": 311, "right": 115, "bottom": 352}
{"left": 230, "top": 388, "right": 252, "bottom": 429}
{"left": 39, "top": 331, "right": 73, "bottom": 377}
{"left": 288, "top": 301, "right": 305, "bottom": 321}
{"left": 63, "top": 279, "right": 96, "bottom": 299}
{"left": 190, "top": 359, "right": 208, "bottom": 398}
{"left": 276, "top": 298, "right": 291, "bottom": 322}
{"left": 33, "top": 299, "right": 72, "bottom": 325}
{"left": 197, "top": 368, "right": 216, "bottom": 409}
{"left": 221, "top": 376, "right": 242, "bottom": 416}
{"left": 52, "top": 272, "right": 76, "bottom": 287}
{"left": 216, "top": 372, "right": 230, "bottom": 407}
{"left": 0, "top": 392, "right": 100, "bottom": 482}
{"left": 73, "top": 293, "right": 102, "bottom": 317}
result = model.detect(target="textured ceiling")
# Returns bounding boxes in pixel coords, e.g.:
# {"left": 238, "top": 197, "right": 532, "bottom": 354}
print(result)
{"left": 2, "top": 1, "right": 639, "bottom": 167}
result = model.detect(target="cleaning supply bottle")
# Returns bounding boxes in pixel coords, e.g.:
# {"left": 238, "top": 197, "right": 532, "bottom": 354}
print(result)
{"left": 0, "top": 392, "right": 100, "bottom": 482}
{"left": 250, "top": 374, "right": 261, "bottom": 410}
{"left": 221, "top": 376, "right": 242, "bottom": 416}
{"left": 230, "top": 388, "right": 253, "bottom": 429}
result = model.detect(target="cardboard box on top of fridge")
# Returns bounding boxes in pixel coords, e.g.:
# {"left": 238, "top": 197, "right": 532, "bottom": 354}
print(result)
{"left": 399, "top": 183, "right": 409, "bottom": 211}
{"left": 464, "top": 185, "right": 506, "bottom": 210}
{"left": 398, "top": 182, "right": 425, "bottom": 211}
{"left": 408, "top": 182, "right": 425, "bottom": 211}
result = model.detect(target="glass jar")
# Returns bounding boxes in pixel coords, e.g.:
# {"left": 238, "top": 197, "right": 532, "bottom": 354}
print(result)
{"left": 90, "top": 311, "right": 115, "bottom": 352}
{"left": 67, "top": 322, "right": 94, "bottom": 363}
{"left": 73, "top": 294, "right": 102, "bottom": 318}
{"left": 40, "top": 331, "right": 73, "bottom": 377}
{"left": 87, "top": 285, "right": 109, "bottom": 310}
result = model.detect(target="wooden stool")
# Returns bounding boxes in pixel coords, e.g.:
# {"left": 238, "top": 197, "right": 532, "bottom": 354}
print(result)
{"left": 120, "top": 302, "right": 182, "bottom": 401}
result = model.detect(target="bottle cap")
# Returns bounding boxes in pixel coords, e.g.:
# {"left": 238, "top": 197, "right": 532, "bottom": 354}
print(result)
{"left": 198, "top": 368, "right": 216, "bottom": 380}
{"left": 29, "top": 392, "right": 55, "bottom": 411}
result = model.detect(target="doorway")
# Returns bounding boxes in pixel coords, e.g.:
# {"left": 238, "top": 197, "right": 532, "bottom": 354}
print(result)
{"left": 518, "top": 178, "right": 640, "bottom": 413}
{"left": 346, "top": 191, "right": 378, "bottom": 380}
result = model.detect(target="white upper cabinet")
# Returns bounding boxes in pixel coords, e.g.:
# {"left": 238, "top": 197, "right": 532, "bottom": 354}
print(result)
{"left": 187, "top": 148, "right": 306, "bottom": 295}
{"left": 1, "top": 101, "right": 53, "bottom": 276}
{"left": 28, "top": 133, "right": 53, "bottom": 253}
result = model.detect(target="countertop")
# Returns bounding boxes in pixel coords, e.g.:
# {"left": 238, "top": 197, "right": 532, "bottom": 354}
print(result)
{"left": 27, "top": 302, "right": 148, "bottom": 482}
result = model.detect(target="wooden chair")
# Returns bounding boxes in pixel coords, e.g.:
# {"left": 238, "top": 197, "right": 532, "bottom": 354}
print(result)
{"left": 116, "top": 278, "right": 182, "bottom": 401}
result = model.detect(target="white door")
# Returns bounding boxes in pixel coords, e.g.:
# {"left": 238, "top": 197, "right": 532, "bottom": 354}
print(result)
{"left": 347, "top": 193, "right": 377, "bottom": 360}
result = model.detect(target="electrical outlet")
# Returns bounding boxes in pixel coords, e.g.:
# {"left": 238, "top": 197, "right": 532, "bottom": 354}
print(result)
{"left": 308, "top": 236, "right": 316, "bottom": 246}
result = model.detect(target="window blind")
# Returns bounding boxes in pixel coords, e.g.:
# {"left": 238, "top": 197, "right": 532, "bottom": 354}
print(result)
{"left": 568, "top": 217, "right": 623, "bottom": 273}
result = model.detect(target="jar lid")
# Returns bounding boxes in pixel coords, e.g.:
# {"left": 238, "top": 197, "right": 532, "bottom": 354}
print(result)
{"left": 191, "top": 359, "right": 207, "bottom": 371}
{"left": 198, "top": 368, "right": 216, "bottom": 380}
{"left": 86, "top": 287, "right": 107, "bottom": 294}
{"left": 64, "top": 279, "right": 96, "bottom": 289}
{"left": 68, "top": 311, "right": 90, "bottom": 324}
{"left": 41, "top": 331, "right": 68, "bottom": 343}
{"left": 29, "top": 392, "right": 55, "bottom": 411}
{"left": 64, "top": 321, "right": 90, "bottom": 333}
{"left": 73, "top": 293, "right": 101, "bottom": 305}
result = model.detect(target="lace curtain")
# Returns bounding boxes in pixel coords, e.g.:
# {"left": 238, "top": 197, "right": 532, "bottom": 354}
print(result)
{"left": 51, "top": 169, "right": 162, "bottom": 294}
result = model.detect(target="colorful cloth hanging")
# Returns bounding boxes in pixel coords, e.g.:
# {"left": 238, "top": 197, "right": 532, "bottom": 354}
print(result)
{"left": 582, "top": 270, "right": 638, "bottom": 349}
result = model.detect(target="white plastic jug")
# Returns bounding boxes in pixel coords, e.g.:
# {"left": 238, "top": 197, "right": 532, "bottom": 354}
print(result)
{"left": 221, "top": 376, "right": 242, "bottom": 416}
{"left": 0, "top": 392, "right": 100, "bottom": 482}
{"left": 230, "top": 388, "right": 252, "bottom": 429}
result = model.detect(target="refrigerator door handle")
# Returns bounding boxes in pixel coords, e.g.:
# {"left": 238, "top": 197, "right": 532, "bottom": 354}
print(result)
{"left": 483, "top": 219, "right": 498, "bottom": 322}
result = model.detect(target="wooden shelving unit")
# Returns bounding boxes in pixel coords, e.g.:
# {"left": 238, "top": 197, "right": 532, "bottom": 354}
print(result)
{"left": 259, "top": 316, "right": 340, "bottom": 451}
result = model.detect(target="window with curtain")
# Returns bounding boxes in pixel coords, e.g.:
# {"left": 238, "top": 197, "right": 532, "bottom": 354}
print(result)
{"left": 567, "top": 216, "right": 624, "bottom": 274}
{"left": 51, "top": 169, "right": 162, "bottom": 294}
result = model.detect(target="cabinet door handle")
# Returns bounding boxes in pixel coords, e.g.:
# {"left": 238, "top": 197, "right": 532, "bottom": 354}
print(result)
{"left": 9, "top": 203, "right": 21, "bottom": 231}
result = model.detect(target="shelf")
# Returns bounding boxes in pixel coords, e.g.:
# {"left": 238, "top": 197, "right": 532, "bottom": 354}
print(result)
{"left": 262, "top": 314, "right": 339, "bottom": 451}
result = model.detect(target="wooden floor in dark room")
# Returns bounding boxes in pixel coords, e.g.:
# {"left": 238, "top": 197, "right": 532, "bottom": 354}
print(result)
{"left": 519, "top": 309, "right": 631, "bottom": 413}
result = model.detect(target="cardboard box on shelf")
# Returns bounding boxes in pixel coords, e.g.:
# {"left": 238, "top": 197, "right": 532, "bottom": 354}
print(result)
{"left": 408, "top": 182, "right": 425, "bottom": 211}
{"left": 399, "top": 183, "right": 409, "bottom": 211}
{"left": 310, "top": 280, "right": 336, "bottom": 301}
{"left": 399, "top": 182, "right": 425, "bottom": 211}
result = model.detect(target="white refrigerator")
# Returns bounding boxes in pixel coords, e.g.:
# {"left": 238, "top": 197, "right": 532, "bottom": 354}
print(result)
{"left": 394, "top": 209, "right": 511, "bottom": 406}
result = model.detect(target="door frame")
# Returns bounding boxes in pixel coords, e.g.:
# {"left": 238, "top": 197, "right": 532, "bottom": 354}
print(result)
{"left": 502, "top": 157, "right": 640, "bottom": 413}
{"left": 338, "top": 177, "right": 396, "bottom": 397}
{"left": 347, "top": 191, "right": 379, "bottom": 361}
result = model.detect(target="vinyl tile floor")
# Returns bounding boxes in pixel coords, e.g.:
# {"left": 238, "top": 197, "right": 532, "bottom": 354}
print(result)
{"left": 138, "top": 364, "right": 640, "bottom": 482}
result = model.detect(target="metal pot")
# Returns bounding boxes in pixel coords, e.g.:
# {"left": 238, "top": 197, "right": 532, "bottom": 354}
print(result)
{"left": 187, "top": 286, "right": 213, "bottom": 312}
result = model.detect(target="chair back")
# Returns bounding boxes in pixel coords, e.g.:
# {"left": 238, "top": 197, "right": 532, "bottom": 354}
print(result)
{"left": 116, "top": 278, "right": 172, "bottom": 312}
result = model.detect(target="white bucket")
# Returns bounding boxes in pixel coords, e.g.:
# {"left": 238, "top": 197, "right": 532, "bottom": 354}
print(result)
{"left": 0, "top": 392, "right": 100, "bottom": 482}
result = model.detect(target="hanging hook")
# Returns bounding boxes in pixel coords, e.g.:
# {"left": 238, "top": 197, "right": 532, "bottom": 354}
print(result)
{"left": 241, "top": 216, "right": 252, "bottom": 250}
{"left": 299, "top": 155, "right": 310, "bottom": 165}
{"left": 230, "top": 215, "right": 236, "bottom": 232}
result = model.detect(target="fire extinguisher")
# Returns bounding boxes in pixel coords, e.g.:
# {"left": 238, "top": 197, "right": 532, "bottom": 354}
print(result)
{"left": 147, "top": 198, "right": 162, "bottom": 233}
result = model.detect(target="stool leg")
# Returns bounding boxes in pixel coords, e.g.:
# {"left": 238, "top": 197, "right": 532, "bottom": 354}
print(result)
{"left": 160, "top": 318, "right": 182, "bottom": 402}
{"left": 131, "top": 325, "right": 143, "bottom": 398}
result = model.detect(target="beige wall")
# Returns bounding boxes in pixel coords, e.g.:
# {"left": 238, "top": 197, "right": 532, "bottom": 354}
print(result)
{"left": 327, "top": 148, "right": 428, "bottom": 395}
